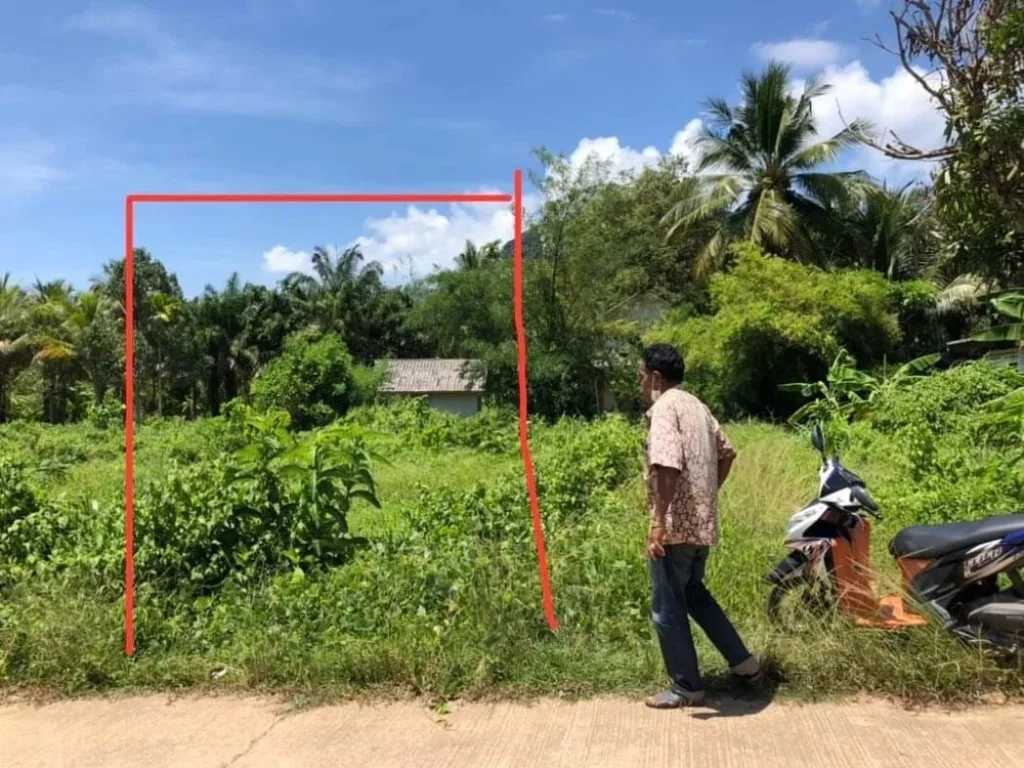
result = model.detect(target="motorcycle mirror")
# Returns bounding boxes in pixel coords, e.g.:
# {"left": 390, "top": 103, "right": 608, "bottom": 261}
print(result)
{"left": 810, "top": 424, "right": 826, "bottom": 459}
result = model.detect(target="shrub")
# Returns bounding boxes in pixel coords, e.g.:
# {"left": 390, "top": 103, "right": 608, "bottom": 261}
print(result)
{"left": 351, "top": 362, "right": 390, "bottom": 407}
{"left": 344, "top": 399, "right": 518, "bottom": 455}
{"left": 250, "top": 330, "right": 356, "bottom": 429}
{"left": 868, "top": 362, "right": 1024, "bottom": 438}
{"left": 646, "top": 244, "right": 900, "bottom": 418}
{"left": 135, "top": 407, "right": 382, "bottom": 591}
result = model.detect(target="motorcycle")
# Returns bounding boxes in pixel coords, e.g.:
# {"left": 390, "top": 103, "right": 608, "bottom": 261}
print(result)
{"left": 766, "top": 424, "right": 1024, "bottom": 652}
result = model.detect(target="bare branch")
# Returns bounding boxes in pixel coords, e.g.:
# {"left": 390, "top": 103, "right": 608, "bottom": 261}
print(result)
{"left": 837, "top": 102, "right": 956, "bottom": 161}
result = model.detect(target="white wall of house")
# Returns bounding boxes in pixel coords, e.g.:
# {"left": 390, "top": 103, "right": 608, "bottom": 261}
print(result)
{"left": 427, "top": 393, "right": 481, "bottom": 417}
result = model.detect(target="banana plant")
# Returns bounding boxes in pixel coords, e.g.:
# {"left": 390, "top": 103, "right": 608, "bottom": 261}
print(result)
{"left": 780, "top": 349, "right": 940, "bottom": 425}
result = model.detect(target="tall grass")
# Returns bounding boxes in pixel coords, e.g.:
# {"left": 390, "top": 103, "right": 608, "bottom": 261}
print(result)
{"left": 0, "top": 411, "right": 1021, "bottom": 702}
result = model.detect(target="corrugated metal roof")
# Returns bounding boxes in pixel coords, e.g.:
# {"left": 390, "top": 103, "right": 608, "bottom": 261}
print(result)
{"left": 379, "top": 359, "right": 485, "bottom": 394}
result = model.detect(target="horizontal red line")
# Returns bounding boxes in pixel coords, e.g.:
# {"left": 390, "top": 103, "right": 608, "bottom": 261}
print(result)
{"left": 127, "top": 193, "right": 513, "bottom": 204}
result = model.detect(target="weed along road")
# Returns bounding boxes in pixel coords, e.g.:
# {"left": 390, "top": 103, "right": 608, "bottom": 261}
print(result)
{"left": 2, "top": 695, "right": 1023, "bottom": 767}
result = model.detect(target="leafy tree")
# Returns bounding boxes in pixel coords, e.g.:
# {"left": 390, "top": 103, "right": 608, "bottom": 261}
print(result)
{"left": 863, "top": 0, "right": 1024, "bottom": 283}
{"left": 250, "top": 329, "right": 356, "bottom": 429}
{"left": 662, "top": 61, "right": 870, "bottom": 275}
{"left": 646, "top": 244, "right": 902, "bottom": 417}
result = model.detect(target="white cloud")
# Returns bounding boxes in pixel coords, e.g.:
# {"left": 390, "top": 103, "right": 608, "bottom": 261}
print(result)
{"left": 263, "top": 245, "right": 312, "bottom": 273}
{"left": 594, "top": 8, "right": 636, "bottom": 21}
{"left": 561, "top": 59, "right": 943, "bottom": 191}
{"left": 805, "top": 61, "right": 945, "bottom": 180}
{"left": 541, "top": 12, "right": 570, "bottom": 23}
{"left": 0, "top": 140, "right": 66, "bottom": 198}
{"left": 753, "top": 39, "right": 852, "bottom": 69}
{"left": 569, "top": 137, "right": 661, "bottom": 176}
{"left": 566, "top": 118, "right": 705, "bottom": 177}
{"left": 350, "top": 198, "right": 525, "bottom": 278}
{"left": 856, "top": 0, "right": 885, "bottom": 9}
{"left": 66, "top": 4, "right": 398, "bottom": 122}
{"left": 668, "top": 119, "right": 705, "bottom": 168}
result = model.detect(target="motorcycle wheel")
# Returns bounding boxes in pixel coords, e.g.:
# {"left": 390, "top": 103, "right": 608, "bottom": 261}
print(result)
{"left": 766, "top": 556, "right": 836, "bottom": 631}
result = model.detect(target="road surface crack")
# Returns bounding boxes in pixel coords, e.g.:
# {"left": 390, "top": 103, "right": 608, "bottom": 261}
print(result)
{"left": 220, "top": 713, "right": 287, "bottom": 768}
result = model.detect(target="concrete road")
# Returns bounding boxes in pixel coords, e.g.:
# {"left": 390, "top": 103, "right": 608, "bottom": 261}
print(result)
{"left": 2, "top": 694, "right": 1021, "bottom": 767}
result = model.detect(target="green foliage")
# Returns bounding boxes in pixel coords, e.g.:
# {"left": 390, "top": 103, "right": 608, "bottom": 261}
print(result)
{"left": 647, "top": 245, "right": 900, "bottom": 417}
{"left": 135, "top": 406, "right": 381, "bottom": 590}
{"left": 781, "top": 350, "right": 939, "bottom": 431}
{"left": 350, "top": 362, "right": 390, "bottom": 407}
{"left": 344, "top": 398, "right": 517, "bottom": 455}
{"left": 250, "top": 330, "right": 356, "bottom": 430}
{"left": 868, "top": 361, "right": 1024, "bottom": 437}
{"left": 2, "top": 399, "right": 1024, "bottom": 701}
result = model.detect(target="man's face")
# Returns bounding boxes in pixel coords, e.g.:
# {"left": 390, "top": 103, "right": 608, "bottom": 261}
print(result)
{"left": 639, "top": 363, "right": 663, "bottom": 408}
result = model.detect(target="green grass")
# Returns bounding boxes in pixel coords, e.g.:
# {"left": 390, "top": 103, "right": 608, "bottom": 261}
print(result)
{"left": 0, "top": 413, "right": 1021, "bottom": 704}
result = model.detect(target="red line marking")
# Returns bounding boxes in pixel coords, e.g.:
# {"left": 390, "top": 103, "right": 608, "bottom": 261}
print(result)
{"left": 514, "top": 170, "right": 560, "bottom": 631}
{"left": 122, "top": 177, "right": 558, "bottom": 656}
{"left": 127, "top": 193, "right": 513, "bottom": 204}
{"left": 124, "top": 197, "right": 135, "bottom": 657}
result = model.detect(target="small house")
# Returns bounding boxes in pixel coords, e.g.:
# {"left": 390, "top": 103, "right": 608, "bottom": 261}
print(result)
{"left": 379, "top": 359, "right": 486, "bottom": 416}
{"left": 945, "top": 339, "right": 1024, "bottom": 373}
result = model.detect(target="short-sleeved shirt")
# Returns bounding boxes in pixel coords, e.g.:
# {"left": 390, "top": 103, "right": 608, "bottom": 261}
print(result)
{"left": 644, "top": 388, "right": 736, "bottom": 547}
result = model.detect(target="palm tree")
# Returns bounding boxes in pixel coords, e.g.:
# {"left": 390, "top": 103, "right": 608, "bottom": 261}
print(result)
{"left": 66, "top": 290, "right": 121, "bottom": 408}
{"left": 146, "top": 291, "right": 181, "bottom": 417}
{"left": 455, "top": 240, "right": 502, "bottom": 271}
{"left": 30, "top": 280, "right": 76, "bottom": 423}
{"left": 286, "top": 245, "right": 391, "bottom": 362}
{"left": 197, "top": 275, "right": 259, "bottom": 416}
{"left": 842, "top": 183, "right": 938, "bottom": 279}
{"left": 663, "top": 61, "right": 872, "bottom": 276}
{"left": 0, "top": 274, "right": 32, "bottom": 423}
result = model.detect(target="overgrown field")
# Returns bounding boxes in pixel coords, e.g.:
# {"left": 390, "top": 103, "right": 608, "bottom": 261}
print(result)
{"left": 1, "top": 363, "right": 1023, "bottom": 702}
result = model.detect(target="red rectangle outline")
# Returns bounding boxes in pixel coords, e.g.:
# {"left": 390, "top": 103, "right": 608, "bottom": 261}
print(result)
{"left": 123, "top": 171, "right": 558, "bottom": 657}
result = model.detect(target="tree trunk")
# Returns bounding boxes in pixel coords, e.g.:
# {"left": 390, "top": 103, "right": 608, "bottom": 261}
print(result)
{"left": 156, "top": 346, "right": 163, "bottom": 418}
{"left": 208, "top": 366, "right": 221, "bottom": 417}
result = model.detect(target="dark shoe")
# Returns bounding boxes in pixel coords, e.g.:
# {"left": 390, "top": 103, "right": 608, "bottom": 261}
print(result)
{"left": 731, "top": 656, "right": 763, "bottom": 683}
{"left": 644, "top": 688, "right": 706, "bottom": 709}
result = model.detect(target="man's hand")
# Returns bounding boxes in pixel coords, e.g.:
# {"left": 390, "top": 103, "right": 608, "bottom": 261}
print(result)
{"left": 646, "top": 524, "right": 667, "bottom": 560}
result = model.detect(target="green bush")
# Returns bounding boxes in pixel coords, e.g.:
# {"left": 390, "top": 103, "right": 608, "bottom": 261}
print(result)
{"left": 647, "top": 244, "right": 900, "bottom": 418}
{"left": 134, "top": 408, "right": 382, "bottom": 591}
{"left": 250, "top": 330, "right": 356, "bottom": 429}
{"left": 344, "top": 399, "right": 518, "bottom": 455}
{"left": 869, "top": 362, "right": 1024, "bottom": 439}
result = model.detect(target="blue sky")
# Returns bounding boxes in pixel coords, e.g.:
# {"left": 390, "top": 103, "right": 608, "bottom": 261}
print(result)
{"left": 0, "top": 0, "right": 942, "bottom": 296}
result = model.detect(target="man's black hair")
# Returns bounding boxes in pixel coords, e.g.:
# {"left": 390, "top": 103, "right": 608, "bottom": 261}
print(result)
{"left": 642, "top": 343, "right": 685, "bottom": 385}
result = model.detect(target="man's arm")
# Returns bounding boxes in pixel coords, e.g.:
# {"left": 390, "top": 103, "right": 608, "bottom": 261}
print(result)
{"left": 717, "top": 453, "right": 735, "bottom": 489}
{"left": 646, "top": 405, "right": 684, "bottom": 559}
{"left": 713, "top": 418, "right": 736, "bottom": 490}
{"left": 650, "top": 464, "right": 681, "bottom": 528}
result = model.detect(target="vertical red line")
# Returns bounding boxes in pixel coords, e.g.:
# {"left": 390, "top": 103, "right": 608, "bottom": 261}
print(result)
{"left": 124, "top": 197, "right": 135, "bottom": 657}
{"left": 514, "top": 170, "right": 559, "bottom": 631}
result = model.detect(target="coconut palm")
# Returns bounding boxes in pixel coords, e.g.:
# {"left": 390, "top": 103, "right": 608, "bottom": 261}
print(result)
{"left": 663, "top": 61, "right": 872, "bottom": 276}
{"left": 0, "top": 274, "right": 32, "bottom": 423}
{"left": 844, "top": 183, "right": 939, "bottom": 279}
{"left": 30, "top": 280, "right": 76, "bottom": 423}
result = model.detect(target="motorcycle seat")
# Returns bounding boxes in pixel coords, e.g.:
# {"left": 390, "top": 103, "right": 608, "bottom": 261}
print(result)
{"left": 889, "top": 513, "right": 1024, "bottom": 559}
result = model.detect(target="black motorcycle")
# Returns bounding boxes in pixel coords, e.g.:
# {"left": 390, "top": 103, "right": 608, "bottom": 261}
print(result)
{"left": 767, "top": 424, "right": 1024, "bottom": 652}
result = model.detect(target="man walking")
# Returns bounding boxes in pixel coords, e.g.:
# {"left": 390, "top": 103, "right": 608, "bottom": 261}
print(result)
{"left": 639, "top": 343, "right": 761, "bottom": 709}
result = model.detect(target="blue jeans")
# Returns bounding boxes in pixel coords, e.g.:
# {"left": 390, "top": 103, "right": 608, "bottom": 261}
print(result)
{"left": 649, "top": 545, "right": 751, "bottom": 693}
